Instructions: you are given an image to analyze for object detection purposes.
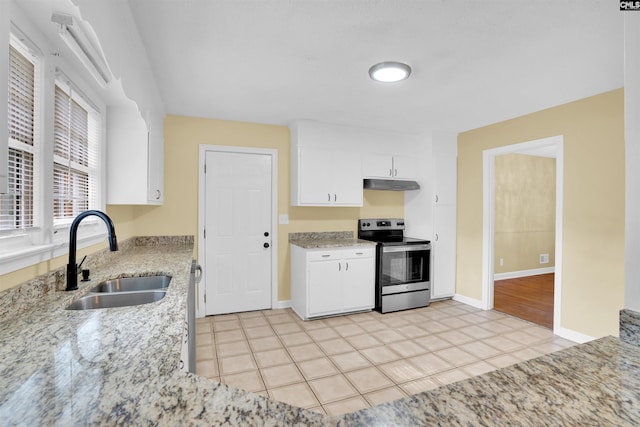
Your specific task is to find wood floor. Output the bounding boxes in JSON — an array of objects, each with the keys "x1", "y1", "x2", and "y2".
[{"x1": 494, "y1": 274, "x2": 554, "y2": 329}]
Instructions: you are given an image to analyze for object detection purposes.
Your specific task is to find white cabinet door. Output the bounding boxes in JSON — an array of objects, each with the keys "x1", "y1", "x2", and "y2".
[
  {"x1": 433, "y1": 138, "x2": 457, "y2": 205},
  {"x1": 333, "y1": 151, "x2": 363, "y2": 206},
  {"x1": 362, "y1": 153, "x2": 393, "y2": 178},
  {"x1": 146, "y1": 115, "x2": 164, "y2": 203},
  {"x1": 308, "y1": 259, "x2": 342, "y2": 316},
  {"x1": 342, "y1": 253, "x2": 375, "y2": 311},
  {"x1": 107, "y1": 107, "x2": 164, "y2": 205},
  {"x1": 363, "y1": 153, "x2": 417, "y2": 180},
  {"x1": 432, "y1": 205, "x2": 456, "y2": 299},
  {"x1": 295, "y1": 147, "x2": 362, "y2": 206},
  {"x1": 392, "y1": 155, "x2": 418, "y2": 180},
  {"x1": 299, "y1": 147, "x2": 334, "y2": 204}
]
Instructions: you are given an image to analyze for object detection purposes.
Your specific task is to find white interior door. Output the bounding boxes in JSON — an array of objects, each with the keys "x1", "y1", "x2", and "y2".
[{"x1": 204, "y1": 150, "x2": 272, "y2": 315}]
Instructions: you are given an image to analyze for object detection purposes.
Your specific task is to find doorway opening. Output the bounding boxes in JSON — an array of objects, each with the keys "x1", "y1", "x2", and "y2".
[{"x1": 482, "y1": 135, "x2": 563, "y2": 333}]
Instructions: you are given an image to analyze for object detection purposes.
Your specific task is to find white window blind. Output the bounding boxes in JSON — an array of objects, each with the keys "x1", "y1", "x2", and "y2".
[
  {"x1": 0, "y1": 44, "x2": 35, "y2": 230},
  {"x1": 53, "y1": 83, "x2": 99, "y2": 223}
]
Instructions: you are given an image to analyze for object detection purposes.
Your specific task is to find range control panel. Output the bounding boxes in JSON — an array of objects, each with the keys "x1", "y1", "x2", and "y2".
[{"x1": 358, "y1": 218, "x2": 405, "y2": 231}]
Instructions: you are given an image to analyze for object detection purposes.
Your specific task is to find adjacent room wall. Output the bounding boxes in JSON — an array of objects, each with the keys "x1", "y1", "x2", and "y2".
[
  {"x1": 457, "y1": 89, "x2": 624, "y2": 338},
  {"x1": 494, "y1": 153, "x2": 556, "y2": 274}
]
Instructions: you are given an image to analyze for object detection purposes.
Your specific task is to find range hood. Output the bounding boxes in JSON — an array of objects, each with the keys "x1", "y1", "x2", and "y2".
[{"x1": 363, "y1": 179, "x2": 420, "y2": 191}]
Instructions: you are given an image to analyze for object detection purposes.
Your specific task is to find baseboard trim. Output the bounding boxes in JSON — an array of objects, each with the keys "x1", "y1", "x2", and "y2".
[
  {"x1": 453, "y1": 294, "x2": 483, "y2": 309},
  {"x1": 494, "y1": 267, "x2": 555, "y2": 281},
  {"x1": 272, "y1": 299, "x2": 291, "y2": 310},
  {"x1": 553, "y1": 326, "x2": 596, "y2": 344}
]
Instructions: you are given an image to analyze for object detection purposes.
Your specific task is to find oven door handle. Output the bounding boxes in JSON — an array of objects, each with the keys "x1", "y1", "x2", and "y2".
[{"x1": 382, "y1": 244, "x2": 430, "y2": 253}]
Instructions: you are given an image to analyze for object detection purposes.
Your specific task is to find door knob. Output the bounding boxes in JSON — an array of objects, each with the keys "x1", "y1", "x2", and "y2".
[
  {"x1": 264, "y1": 232, "x2": 269, "y2": 237},
  {"x1": 264, "y1": 243, "x2": 270, "y2": 248}
]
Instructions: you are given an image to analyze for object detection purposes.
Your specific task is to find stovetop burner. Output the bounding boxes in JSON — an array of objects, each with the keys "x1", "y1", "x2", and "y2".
[{"x1": 357, "y1": 218, "x2": 430, "y2": 245}]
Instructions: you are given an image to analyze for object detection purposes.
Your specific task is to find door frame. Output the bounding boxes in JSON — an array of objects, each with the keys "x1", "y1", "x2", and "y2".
[
  {"x1": 197, "y1": 144, "x2": 279, "y2": 317},
  {"x1": 481, "y1": 135, "x2": 564, "y2": 333}
]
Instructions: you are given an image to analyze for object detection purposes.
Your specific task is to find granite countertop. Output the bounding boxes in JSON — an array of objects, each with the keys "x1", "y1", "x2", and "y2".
[
  {"x1": 0, "y1": 238, "x2": 324, "y2": 426},
  {"x1": 335, "y1": 335, "x2": 640, "y2": 426},
  {"x1": 289, "y1": 231, "x2": 377, "y2": 249},
  {"x1": 2, "y1": 237, "x2": 640, "y2": 425}
]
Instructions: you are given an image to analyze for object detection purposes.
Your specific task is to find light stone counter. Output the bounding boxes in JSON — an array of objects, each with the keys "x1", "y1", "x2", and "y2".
[
  {"x1": 0, "y1": 237, "x2": 325, "y2": 426},
  {"x1": 2, "y1": 236, "x2": 640, "y2": 425},
  {"x1": 289, "y1": 231, "x2": 376, "y2": 249}
]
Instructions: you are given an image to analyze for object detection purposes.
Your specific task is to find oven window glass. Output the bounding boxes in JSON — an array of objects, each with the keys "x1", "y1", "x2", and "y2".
[{"x1": 380, "y1": 248, "x2": 429, "y2": 286}]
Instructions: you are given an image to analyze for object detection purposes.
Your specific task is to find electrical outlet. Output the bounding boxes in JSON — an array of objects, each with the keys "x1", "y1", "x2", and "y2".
[
  {"x1": 499, "y1": 258, "x2": 504, "y2": 267},
  {"x1": 539, "y1": 253, "x2": 549, "y2": 264}
]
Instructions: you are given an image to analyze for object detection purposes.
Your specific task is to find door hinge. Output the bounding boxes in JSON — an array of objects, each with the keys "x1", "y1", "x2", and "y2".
[
  {"x1": 204, "y1": 293, "x2": 206, "y2": 303},
  {"x1": 204, "y1": 229, "x2": 206, "y2": 238},
  {"x1": 204, "y1": 163, "x2": 207, "y2": 174}
]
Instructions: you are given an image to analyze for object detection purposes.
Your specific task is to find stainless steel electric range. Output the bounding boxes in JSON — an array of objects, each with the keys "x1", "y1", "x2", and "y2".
[{"x1": 358, "y1": 218, "x2": 431, "y2": 313}]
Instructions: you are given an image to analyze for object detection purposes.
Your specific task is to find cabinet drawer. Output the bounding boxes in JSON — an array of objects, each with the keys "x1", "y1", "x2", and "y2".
[
  {"x1": 342, "y1": 248, "x2": 375, "y2": 259},
  {"x1": 306, "y1": 247, "x2": 374, "y2": 261},
  {"x1": 307, "y1": 251, "x2": 340, "y2": 261}
]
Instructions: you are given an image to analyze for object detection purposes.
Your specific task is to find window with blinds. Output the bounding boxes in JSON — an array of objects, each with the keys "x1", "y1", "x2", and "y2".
[
  {"x1": 53, "y1": 84, "x2": 99, "y2": 223},
  {"x1": 0, "y1": 44, "x2": 36, "y2": 230}
]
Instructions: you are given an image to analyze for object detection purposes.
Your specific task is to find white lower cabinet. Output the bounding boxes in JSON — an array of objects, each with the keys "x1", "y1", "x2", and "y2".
[{"x1": 291, "y1": 245, "x2": 375, "y2": 320}]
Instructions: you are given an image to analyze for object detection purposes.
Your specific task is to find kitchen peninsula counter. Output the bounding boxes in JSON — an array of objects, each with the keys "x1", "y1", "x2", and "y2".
[
  {"x1": 1, "y1": 236, "x2": 639, "y2": 425},
  {"x1": 0, "y1": 237, "x2": 324, "y2": 426}
]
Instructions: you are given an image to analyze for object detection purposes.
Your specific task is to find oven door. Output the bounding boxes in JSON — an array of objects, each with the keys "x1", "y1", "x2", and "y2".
[{"x1": 379, "y1": 244, "x2": 430, "y2": 287}]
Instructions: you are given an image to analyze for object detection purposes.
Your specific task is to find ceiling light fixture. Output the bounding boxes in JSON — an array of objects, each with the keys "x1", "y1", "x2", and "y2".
[{"x1": 368, "y1": 61, "x2": 412, "y2": 83}]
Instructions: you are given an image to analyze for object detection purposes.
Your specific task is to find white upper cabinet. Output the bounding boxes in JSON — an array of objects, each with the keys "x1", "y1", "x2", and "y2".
[
  {"x1": 107, "y1": 107, "x2": 164, "y2": 205},
  {"x1": 146, "y1": 114, "x2": 164, "y2": 203},
  {"x1": 290, "y1": 121, "x2": 362, "y2": 206},
  {"x1": 363, "y1": 153, "x2": 417, "y2": 180},
  {"x1": 290, "y1": 120, "x2": 423, "y2": 207},
  {"x1": 432, "y1": 133, "x2": 457, "y2": 205}
]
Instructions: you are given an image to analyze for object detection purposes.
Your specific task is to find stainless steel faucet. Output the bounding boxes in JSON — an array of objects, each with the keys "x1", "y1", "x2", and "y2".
[{"x1": 66, "y1": 210, "x2": 118, "y2": 291}]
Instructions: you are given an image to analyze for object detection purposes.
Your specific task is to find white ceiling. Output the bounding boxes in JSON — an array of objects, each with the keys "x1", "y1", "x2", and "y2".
[
  {"x1": 15, "y1": 1, "x2": 625, "y2": 135},
  {"x1": 126, "y1": 0, "x2": 623, "y2": 135}
]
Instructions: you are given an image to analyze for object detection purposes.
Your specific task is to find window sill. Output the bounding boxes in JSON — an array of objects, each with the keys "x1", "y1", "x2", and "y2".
[{"x1": 0, "y1": 231, "x2": 108, "y2": 276}]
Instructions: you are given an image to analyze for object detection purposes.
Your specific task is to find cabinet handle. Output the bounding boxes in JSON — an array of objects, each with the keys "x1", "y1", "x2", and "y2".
[
  {"x1": 346, "y1": 262, "x2": 349, "y2": 271},
  {"x1": 328, "y1": 193, "x2": 331, "y2": 202},
  {"x1": 338, "y1": 262, "x2": 341, "y2": 271},
  {"x1": 355, "y1": 252, "x2": 363, "y2": 255},
  {"x1": 156, "y1": 189, "x2": 161, "y2": 200},
  {"x1": 435, "y1": 194, "x2": 439, "y2": 203},
  {"x1": 322, "y1": 254, "x2": 331, "y2": 258},
  {"x1": 394, "y1": 169, "x2": 398, "y2": 177},
  {"x1": 435, "y1": 233, "x2": 439, "y2": 241},
  {"x1": 389, "y1": 168, "x2": 393, "y2": 177},
  {"x1": 334, "y1": 194, "x2": 337, "y2": 202}
]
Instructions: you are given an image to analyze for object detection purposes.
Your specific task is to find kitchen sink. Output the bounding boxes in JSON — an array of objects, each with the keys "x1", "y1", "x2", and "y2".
[
  {"x1": 66, "y1": 290, "x2": 167, "y2": 310},
  {"x1": 90, "y1": 275, "x2": 172, "y2": 293}
]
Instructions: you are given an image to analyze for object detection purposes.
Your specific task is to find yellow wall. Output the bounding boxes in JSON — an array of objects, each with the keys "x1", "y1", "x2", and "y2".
[
  {"x1": 494, "y1": 154, "x2": 556, "y2": 273},
  {"x1": 132, "y1": 115, "x2": 403, "y2": 301},
  {"x1": 0, "y1": 205, "x2": 138, "y2": 292},
  {"x1": 458, "y1": 89, "x2": 625, "y2": 338},
  {"x1": 0, "y1": 115, "x2": 403, "y2": 298}
]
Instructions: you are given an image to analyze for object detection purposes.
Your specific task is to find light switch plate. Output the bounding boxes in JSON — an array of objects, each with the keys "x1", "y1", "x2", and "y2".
[{"x1": 279, "y1": 214, "x2": 289, "y2": 225}]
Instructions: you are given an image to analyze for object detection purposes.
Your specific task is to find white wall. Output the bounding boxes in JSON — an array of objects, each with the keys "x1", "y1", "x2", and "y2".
[{"x1": 625, "y1": 13, "x2": 640, "y2": 312}]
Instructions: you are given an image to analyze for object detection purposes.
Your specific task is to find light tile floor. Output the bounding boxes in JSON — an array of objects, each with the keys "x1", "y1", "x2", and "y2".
[{"x1": 195, "y1": 299, "x2": 575, "y2": 416}]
